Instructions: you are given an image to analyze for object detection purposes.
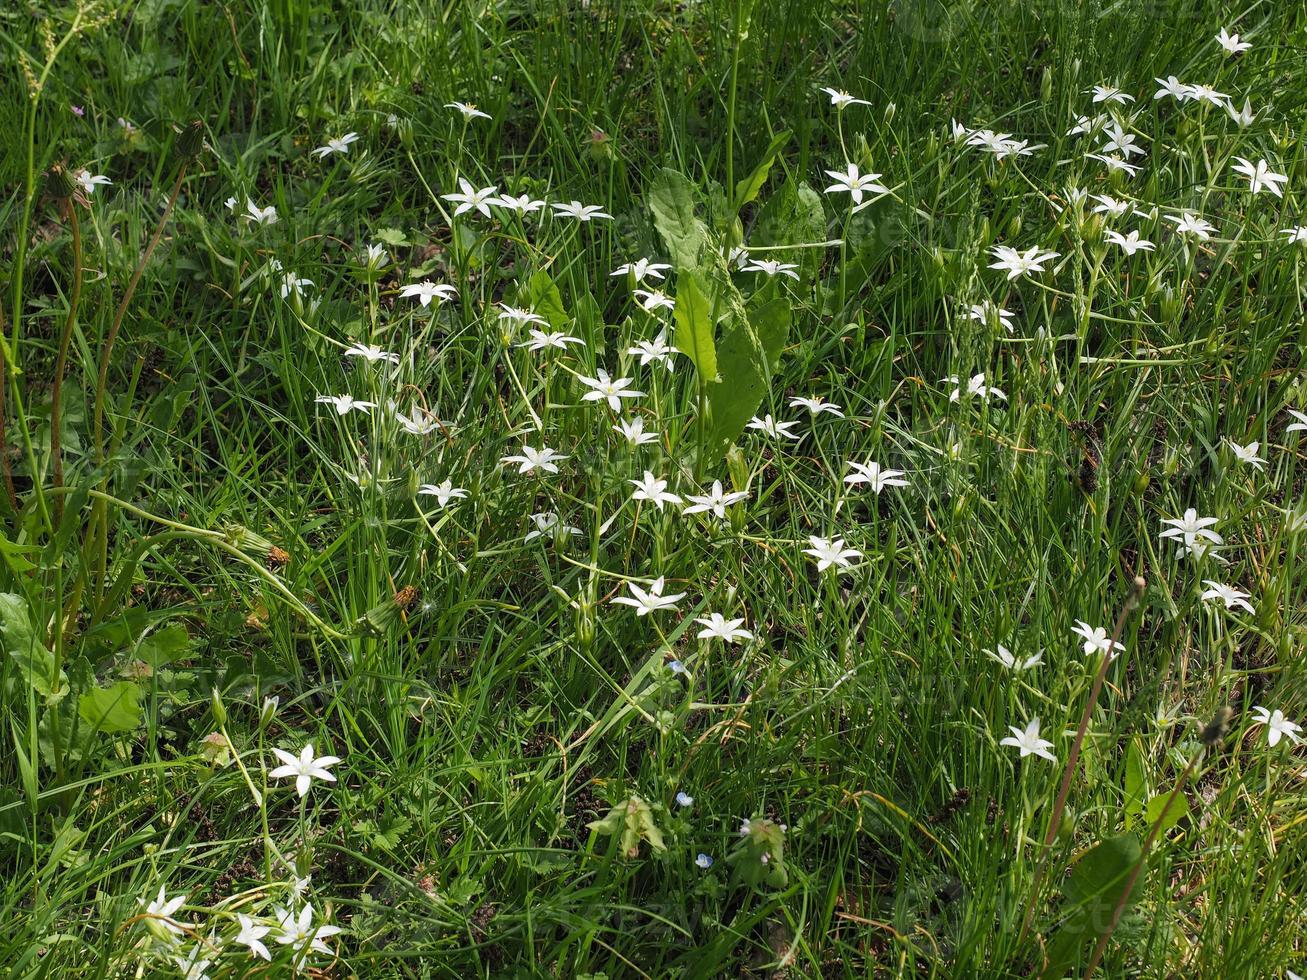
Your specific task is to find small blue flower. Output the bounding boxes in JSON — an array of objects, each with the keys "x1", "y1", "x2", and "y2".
[
  {"x1": 675, "y1": 791, "x2": 694, "y2": 808},
  {"x1": 668, "y1": 659, "x2": 687, "y2": 675},
  {"x1": 695, "y1": 853, "x2": 713, "y2": 869}
]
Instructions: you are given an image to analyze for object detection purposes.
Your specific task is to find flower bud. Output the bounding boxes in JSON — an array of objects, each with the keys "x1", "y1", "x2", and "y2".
[
  {"x1": 1040, "y1": 67, "x2": 1053, "y2": 104},
  {"x1": 45, "y1": 164, "x2": 77, "y2": 201},
  {"x1": 211, "y1": 687, "x2": 227, "y2": 725},
  {"x1": 259, "y1": 695, "x2": 279, "y2": 729}
]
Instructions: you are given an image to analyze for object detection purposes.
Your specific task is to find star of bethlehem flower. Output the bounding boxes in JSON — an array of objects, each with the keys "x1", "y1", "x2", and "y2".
[
  {"x1": 682, "y1": 480, "x2": 749, "y2": 518},
  {"x1": 395, "y1": 409, "x2": 442, "y2": 435},
  {"x1": 243, "y1": 200, "x2": 278, "y2": 225},
  {"x1": 629, "y1": 470, "x2": 680, "y2": 508},
  {"x1": 315, "y1": 394, "x2": 375, "y2": 415},
  {"x1": 823, "y1": 163, "x2": 888, "y2": 207},
  {"x1": 268, "y1": 743, "x2": 341, "y2": 797},
  {"x1": 1067, "y1": 113, "x2": 1109, "y2": 137},
  {"x1": 550, "y1": 200, "x2": 612, "y2": 221},
  {"x1": 1249, "y1": 706, "x2": 1302, "y2": 747},
  {"x1": 492, "y1": 193, "x2": 546, "y2": 214},
  {"x1": 501, "y1": 444, "x2": 567, "y2": 474},
  {"x1": 1228, "y1": 439, "x2": 1267, "y2": 469},
  {"x1": 1281, "y1": 227, "x2": 1307, "y2": 244},
  {"x1": 695, "y1": 613, "x2": 753, "y2": 643},
  {"x1": 579, "y1": 369, "x2": 644, "y2": 410},
  {"x1": 820, "y1": 87, "x2": 870, "y2": 109},
  {"x1": 746, "y1": 414, "x2": 801, "y2": 439},
  {"x1": 445, "y1": 101, "x2": 491, "y2": 120},
  {"x1": 1091, "y1": 194, "x2": 1135, "y2": 218},
  {"x1": 75, "y1": 169, "x2": 111, "y2": 194},
  {"x1": 610, "y1": 576, "x2": 686, "y2": 615},
  {"x1": 1000, "y1": 717, "x2": 1057, "y2": 761},
  {"x1": 343, "y1": 342, "x2": 399, "y2": 365},
  {"x1": 628, "y1": 330, "x2": 677, "y2": 370},
  {"x1": 1200, "y1": 580, "x2": 1254, "y2": 613},
  {"x1": 524, "y1": 512, "x2": 582, "y2": 542},
  {"x1": 359, "y1": 242, "x2": 389, "y2": 269},
  {"x1": 966, "y1": 300, "x2": 1016, "y2": 333},
  {"x1": 1177, "y1": 538, "x2": 1228, "y2": 564},
  {"x1": 790, "y1": 395, "x2": 844, "y2": 417},
  {"x1": 443, "y1": 177, "x2": 499, "y2": 218},
  {"x1": 311, "y1": 132, "x2": 358, "y2": 158},
  {"x1": 945, "y1": 373, "x2": 1006, "y2": 403},
  {"x1": 986, "y1": 644, "x2": 1043, "y2": 671},
  {"x1": 1224, "y1": 98, "x2": 1256, "y2": 128},
  {"x1": 633, "y1": 288, "x2": 675, "y2": 313},
  {"x1": 1185, "y1": 82, "x2": 1230, "y2": 108},
  {"x1": 611, "y1": 258, "x2": 670, "y2": 283},
  {"x1": 520, "y1": 328, "x2": 584, "y2": 352},
  {"x1": 1090, "y1": 84, "x2": 1134, "y2": 105},
  {"x1": 1072, "y1": 620, "x2": 1125, "y2": 657},
  {"x1": 615, "y1": 417, "x2": 660, "y2": 447},
  {"x1": 399, "y1": 280, "x2": 457, "y2": 307},
  {"x1": 142, "y1": 886, "x2": 188, "y2": 936},
  {"x1": 803, "y1": 535, "x2": 862, "y2": 572},
  {"x1": 1166, "y1": 212, "x2": 1216, "y2": 239},
  {"x1": 1154, "y1": 76, "x2": 1193, "y2": 102},
  {"x1": 1232, "y1": 157, "x2": 1288, "y2": 197},
  {"x1": 843, "y1": 460, "x2": 908, "y2": 493},
  {"x1": 987, "y1": 244, "x2": 1059, "y2": 280},
  {"x1": 234, "y1": 913, "x2": 272, "y2": 961},
  {"x1": 950, "y1": 118, "x2": 970, "y2": 142},
  {"x1": 417, "y1": 480, "x2": 467, "y2": 508},
  {"x1": 172, "y1": 946, "x2": 212, "y2": 980},
  {"x1": 279, "y1": 272, "x2": 313, "y2": 298},
  {"x1": 1159, "y1": 509, "x2": 1223, "y2": 548},
  {"x1": 1104, "y1": 229, "x2": 1155, "y2": 255},
  {"x1": 743, "y1": 258, "x2": 800, "y2": 279},
  {"x1": 274, "y1": 904, "x2": 342, "y2": 958},
  {"x1": 1215, "y1": 27, "x2": 1251, "y2": 54},
  {"x1": 1099, "y1": 121, "x2": 1145, "y2": 158},
  {"x1": 1287, "y1": 409, "x2": 1307, "y2": 432},
  {"x1": 1087, "y1": 153, "x2": 1140, "y2": 176},
  {"x1": 499, "y1": 304, "x2": 548, "y2": 327}
]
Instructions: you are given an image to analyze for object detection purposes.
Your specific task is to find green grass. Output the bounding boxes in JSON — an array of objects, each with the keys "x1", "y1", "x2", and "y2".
[{"x1": 2, "y1": 0, "x2": 1306, "y2": 976}]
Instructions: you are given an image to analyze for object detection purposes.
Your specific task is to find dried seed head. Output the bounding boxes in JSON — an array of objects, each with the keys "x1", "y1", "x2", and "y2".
[
  {"x1": 176, "y1": 119, "x2": 205, "y2": 159},
  {"x1": 45, "y1": 163, "x2": 78, "y2": 201}
]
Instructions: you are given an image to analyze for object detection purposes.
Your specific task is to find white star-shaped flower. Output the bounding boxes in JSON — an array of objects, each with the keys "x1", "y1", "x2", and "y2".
[
  {"x1": 315, "y1": 394, "x2": 376, "y2": 415},
  {"x1": 417, "y1": 480, "x2": 467, "y2": 508},
  {"x1": 628, "y1": 329, "x2": 677, "y2": 371},
  {"x1": 1159, "y1": 509, "x2": 1222, "y2": 548},
  {"x1": 820, "y1": 87, "x2": 870, "y2": 109},
  {"x1": 987, "y1": 244, "x2": 1060, "y2": 280},
  {"x1": 501, "y1": 444, "x2": 567, "y2": 475},
  {"x1": 268, "y1": 743, "x2": 341, "y2": 797},
  {"x1": 445, "y1": 101, "x2": 491, "y2": 121},
  {"x1": 399, "y1": 280, "x2": 457, "y2": 307},
  {"x1": 789, "y1": 396, "x2": 844, "y2": 417},
  {"x1": 1232, "y1": 157, "x2": 1287, "y2": 197},
  {"x1": 614, "y1": 416, "x2": 660, "y2": 447},
  {"x1": 519, "y1": 329, "x2": 584, "y2": 352},
  {"x1": 343, "y1": 342, "x2": 399, "y2": 365},
  {"x1": 611, "y1": 259, "x2": 670, "y2": 283},
  {"x1": 945, "y1": 373, "x2": 1006, "y2": 403},
  {"x1": 682, "y1": 480, "x2": 749, "y2": 518},
  {"x1": 985, "y1": 644, "x2": 1043, "y2": 671},
  {"x1": 1071, "y1": 620, "x2": 1125, "y2": 658},
  {"x1": 499, "y1": 304, "x2": 548, "y2": 328},
  {"x1": 1249, "y1": 706, "x2": 1302, "y2": 747},
  {"x1": 965, "y1": 300, "x2": 1016, "y2": 333},
  {"x1": 1200, "y1": 580, "x2": 1254, "y2": 613},
  {"x1": 274, "y1": 904, "x2": 342, "y2": 958},
  {"x1": 633, "y1": 288, "x2": 675, "y2": 313},
  {"x1": 243, "y1": 200, "x2": 279, "y2": 225},
  {"x1": 1153, "y1": 76, "x2": 1193, "y2": 102},
  {"x1": 75, "y1": 169, "x2": 112, "y2": 194},
  {"x1": 695, "y1": 613, "x2": 753, "y2": 643},
  {"x1": 743, "y1": 259, "x2": 800, "y2": 279},
  {"x1": 550, "y1": 200, "x2": 612, "y2": 221},
  {"x1": 1087, "y1": 153, "x2": 1141, "y2": 177},
  {"x1": 1166, "y1": 212, "x2": 1216, "y2": 239},
  {"x1": 804, "y1": 535, "x2": 862, "y2": 572},
  {"x1": 1000, "y1": 718, "x2": 1056, "y2": 761},
  {"x1": 629, "y1": 470, "x2": 680, "y2": 509},
  {"x1": 310, "y1": 132, "x2": 359, "y2": 158},
  {"x1": 1090, "y1": 84, "x2": 1134, "y2": 105},
  {"x1": 610, "y1": 576, "x2": 686, "y2": 615},
  {"x1": 442, "y1": 177, "x2": 499, "y2": 218},
  {"x1": 578, "y1": 369, "x2": 644, "y2": 410},
  {"x1": 1227, "y1": 439, "x2": 1267, "y2": 469},
  {"x1": 823, "y1": 162, "x2": 888, "y2": 206},
  {"x1": 142, "y1": 886, "x2": 188, "y2": 936},
  {"x1": 492, "y1": 193, "x2": 546, "y2": 214},
  {"x1": 1215, "y1": 28, "x2": 1251, "y2": 55},
  {"x1": 524, "y1": 512, "x2": 582, "y2": 543},
  {"x1": 234, "y1": 913, "x2": 272, "y2": 961},
  {"x1": 843, "y1": 460, "x2": 908, "y2": 493},
  {"x1": 746, "y1": 414, "x2": 801, "y2": 440},
  {"x1": 1104, "y1": 229, "x2": 1155, "y2": 255}
]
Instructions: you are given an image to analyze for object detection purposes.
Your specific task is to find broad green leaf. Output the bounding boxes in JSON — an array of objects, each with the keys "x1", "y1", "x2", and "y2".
[
  {"x1": 1123, "y1": 738, "x2": 1146, "y2": 822},
  {"x1": 755, "y1": 180, "x2": 826, "y2": 281},
  {"x1": 136, "y1": 624, "x2": 193, "y2": 667},
  {"x1": 524, "y1": 270, "x2": 570, "y2": 332},
  {"x1": 0, "y1": 593, "x2": 69, "y2": 705},
  {"x1": 649, "y1": 167, "x2": 710, "y2": 271},
  {"x1": 706, "y1": 295, "x2": 791, "y2": 456},
  {"x1": 1042, "y1": 833, "x2": 1142, "y2": 978},
  {"x1": 672, "y1": 272, "x2": 719, "y2": 382},
  {"x1": 732, "y1": 130, "x2": 792, "y2": 211},
  {"x1": 1144, "y1": 791, "x2": 1188, "y2": 835},
  {"x1": 77, "y1": 681, "x2": 143, "y2": 734}
]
